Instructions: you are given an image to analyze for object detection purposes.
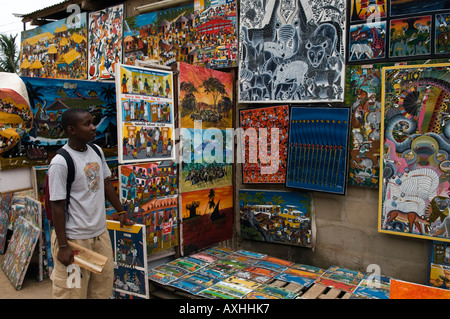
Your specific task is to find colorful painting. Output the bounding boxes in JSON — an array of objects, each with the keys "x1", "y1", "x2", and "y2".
[
  {"x1": 346, "y1": 64, "x2": 383, "y2": 187},
  {"x1": 194, "y1": 0, "x2": 238, "y2": 69},
  {"x1": 348, "y1": 21, "x2": 386, "y2": 61},
  {"x1": 389, "y1": 16, "x2": 431, "y2": 58},
  {"x1": 19, "y1": 13, "x2": 87, "y2": 79},
  {"x1": 107, "y1": 220, "x2": 149, "y2": 299},
  {"x1": 1, "y1": 216, "x2": 40, "y2": 290},
  {"x1": 116, "y1": 64, "x2": 175, "y2": 163},
  {"x1": 390, "y1": 278, "x2": 450, "y2": 299},
  {"x1": 390, "y1": 0, "x2": 450, "y2": 17},
  {"x1": 240, "y1": 105, "x2": 289, "y2": 184},
  {"x1": 275, "y1": 264, "x2": 325, "y2": 287},
  {"x1": 238, "y1": 0, "x2": 346, "y2": 103},
  {"x1": 181, "y1": 186, "x2": 233, "y2": 255},
  {"x1": 118, "y1": 162, "x2": 178, "y2": 255},
  {"x1": 0, "y1": 193, "x2": 14, "y2": 253},
  {"x1": 380, "y1": 63, "x2": 450, "y2": 242},
  {"x1": 239, "y1": 189, "x2": 313, "y2": 247},
  {"x1": 435, "y1": 13, "x2": 450, "y2": 55},
  {"x1": 286, "y1": 106, "x2": 350, "y2": 194},
  {"x1": 350, "y1": 0, "x2": 387, "y2": 23},
  {"x1": 88, "y1": 4, "x2": 124, "y2": 80},
  {"x1": 123, "y1": 4, "x2": 196, "y2": 66},
  {"x1": 178, "y1": 62, "x2": 233, "y2": 130}
]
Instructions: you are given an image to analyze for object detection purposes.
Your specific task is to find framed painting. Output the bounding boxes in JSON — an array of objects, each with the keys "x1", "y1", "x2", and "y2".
[
  {"x1": 348, "y1": 21, "x2": 386, "y2": 62},
  {"x1": 88, "y1": 4, "x2": 124, "y2": 80},
  {"x1": 435, "y1": 13, "x2": 450, "y2": 55},
  {"x1": 349, "y1": 0, "x2": 387, "y2": 23},
  {"x1": 389, "y1": 16, "x2": 431, "y2": 58},
  {"x1": 238, "y1": 189, "x2": 313, "y2": 247},
  {"x1": 116, "y1": 64, "x2": 175, "y2": 163},
  {"x1": 379, "y1": 63, "x2": 450, "y2": 242},
  {"x1": 238, "y1": 0, "x2": 346, "y2": 103}
]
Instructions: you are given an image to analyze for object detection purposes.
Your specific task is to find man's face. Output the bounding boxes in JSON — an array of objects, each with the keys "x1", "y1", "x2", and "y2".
[{"x1": 70, "y1": 112, "x2": 97, "y2": 143}]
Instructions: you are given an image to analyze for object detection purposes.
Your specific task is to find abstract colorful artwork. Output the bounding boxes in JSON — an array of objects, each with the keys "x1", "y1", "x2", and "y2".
[
  {"x1": 389, "y1": 16, "x2": 431, "y2": 58},
  {"x1": 20, "y1": 13, "x2": 88, "y2": 79},
  {"x1": 379, "y1": 63, "x2": 450, "y2": 242},
  {"x1": 238, "y1": 0, "x2": 346, "y2": 103},
  {"x1": 118, "y1": 161, "x2": 178, "y2": 255},
  {"x1": 346, "y1": 64, "x2": 383, "y2": 187},
  {"x1": 116, "y1": 64, "x2": 175, "y2": 163},
  {"x1": 180, "y1": 186, "x2": 233, "y2": 255},
  {"x1": 239, "y1": 189, "x2": 313, "y2": 247},
  {"x1": 88, "y1": 4, "x2": 123, "y2": 80},
  {"x1": 348, "y1": 21, "x2": 386, "y2": 61},
  {"x1": 193, "y1": 0, "x2": 238, "y2": 69},
  {"x1": 240, "y1": 105, "x2": 289, "y2": 184},
  {"x1": 286, "y1": 106, "x2": 350, "y2": 194},
  {"x1": 107, "y1": 220, "x2": 149, "y2": 299}
]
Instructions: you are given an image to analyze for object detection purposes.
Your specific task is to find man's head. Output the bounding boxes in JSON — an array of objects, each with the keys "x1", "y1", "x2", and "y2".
[{"x1": 61, "y1": 108, "x2": 96, "y2": 144}]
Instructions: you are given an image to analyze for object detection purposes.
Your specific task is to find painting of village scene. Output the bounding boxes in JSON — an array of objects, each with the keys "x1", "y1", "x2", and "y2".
[
  {"x1": 181, "y1": 186, "x2": 233, "y2": 255},
  {"x1": 20, "y1": 13, "x2": 87, "y2": 79},
  {"x1": 194, "y1": 0, "x2": 238, "y2": 69},
  {"x1": 1, "y1": 77, "x2": 117, "y2": 170},
  {"x1": 178, "y1": 62, "x2": 233, "y2": 130},
  {"x1": 239, "y1": 190, "x2": 313, "y2": 248},
  {"x1": 118, "y1": 162, "x2": 178, "y2": 254}
]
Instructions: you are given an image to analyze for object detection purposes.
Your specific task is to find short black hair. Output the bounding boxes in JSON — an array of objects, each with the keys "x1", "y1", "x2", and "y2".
[{"x1": 61, "y1": 108, "x2": 90, "y2": 132}]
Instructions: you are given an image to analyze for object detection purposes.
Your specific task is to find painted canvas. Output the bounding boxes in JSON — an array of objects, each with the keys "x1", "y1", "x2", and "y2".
[
  {"x1": 380, "y1": 63, "x2": 450, "y2": 242},
  {"x1": 88, "y1": 4, "x2": 124, "y2": 80},
  {"x1": 286, "y1": 106, "x2": 350, "y2": 194},
  {"x1": 180, "y1": 186, "x2": 234, "y2": 255},
  {"x1": 107, "y1": 220, "x2": 149, "y2": 299},
  {"x1": 390, "y1": 278, "x2": 450, "y2": 299},
  {"x1": 346, "y1": 64, "x2": 383, "y2": 187},
  {"x1": 178, "y1": 62, "x2": 233, "y2": 130},
  {"x1": 240, "y1": 105, "x2": 289, "y2": 184},
  {"x1": 123, "y1": 4, "x2": 196, "y2": 66},
  {"x1": 19, "y1": 13, "x2": 88, "y2": 79},
  {"x1": 238, "y1": 0, "x2": 346, "y2": 103},
  {"x1": 239, "y1": 189, "x2": 313, "y2": 247},
  {"x1": 348, "y1": 21, "x2": 386, "y2": 62},
  {"x1": 193, "y1": 0, "x2": 238, "y2": 69},
  {"x1": 435, "y1": 13, "x2": 450, "y2": 55},
  {"x1": 0, "y1": 193, "x2": 14, "y2": 253},
  {"x1": 390, "y1": 0, "x2": 450, "y2": 17},
  {"x1": 1, "y1": 216, "x2": 40, "y2": 290},
  {"x1": 116, "y1": 64, "x2": 175, "y2": 163},
  {"x1": 1, "y1": 77, "x2": 117, "y2": 170},
  {"x1": 118, "y1": 162, "x2": 178, "y2": 255},
  {"x1": 389, "y1": 16, "x2": 431, "y2": 58},
  {"x1": 349, "y1": 0, "x2": 387, "y2": 23}
]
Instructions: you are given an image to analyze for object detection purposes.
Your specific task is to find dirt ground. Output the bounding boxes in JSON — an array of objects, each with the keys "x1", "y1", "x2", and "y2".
[{"x1": 0, "y1": 254, "x2": 52, "y2": 299}]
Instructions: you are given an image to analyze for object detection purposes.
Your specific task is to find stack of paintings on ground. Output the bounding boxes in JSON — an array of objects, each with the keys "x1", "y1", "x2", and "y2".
[{"x1": 148, "y1": 246, "x2": 392, "y2": 299}]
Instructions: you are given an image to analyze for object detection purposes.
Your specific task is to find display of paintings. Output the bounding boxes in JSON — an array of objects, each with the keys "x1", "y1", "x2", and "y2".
[
  {"x1": 123, "y1": 4, "x2": 196, "y2": 66},
  {"x1": 180, "y1": 186, "x2": 233, "y2": 255},
  {"x1": 0, "y1": 193, "x2": 14, "y2": 253},
  {"x1": 148, "y1": 264, "x2": 190, "y2": 284},
  {"x1": 435, "y1": 13, "x2": 450, "y2": 55},
  {"x1": 169, "y1": 272, "x2": 220, "y2": 294},
  {"x1": 348, "y1": 21, "x2": 386, "y2": 62},
  {"x1": 239, "y1": 105, "x2": 289, "y2": 184},
  {"x1": 118, "y1": 162, "x2": 178, "y2": 255},
  {"x1": 1, "y1": 216, "x2": 40, "y2": 290},
  {"x1": 193, "y1": 0, "x2": 238, "y2": 69},
  {"x1": 116, "y1": 64, "x2": 174, "y2": 164},
  {"x1": 238, "y1": 0, "x2": 346, "y2": 103},
  {"x1": 239, "y1": 189, "x2": 313, "y2": 247},
  {"x1": 352, "y1": 275, "x2": 391, "y2": 299},
  {"x1": 178, "y1": 62, "x2": 233, "y2": 130},
  {"x1": 379, "y1": 63, "x2": 450, "y2": 242},
  {"x1": 275, "y1": 264, "x2": 325, "y2": 287},
  {"x1": 88, "y1": 4, "x2": 124, "y2": 80},
  {"x1": 349, "y1": 0, "x2": 387, "y2": 23},
  {"x1": 390, "y1": 0, "x2": 450, "y2": 17},
  {"x1": 1, "y1": 77, "x2": 117, "y2": 170},
  {"x1": 286, "y1": 106, "x2": 350, "y2": 194},
  {"x1": 346, "y1": 64, "x2": 383, "y2": 187},
  {"x1": 389, "y1": 16, "x2": 431, "y2": 58},
  {"x1": 314, "y1": 265, "x2": 364, "y2": 293},
  {"x1": 107, "y1": 220, "x2": 149, "y2": 299},
  {"x1": 19, "y1": 13, "x2": 88, "y2": 79}
]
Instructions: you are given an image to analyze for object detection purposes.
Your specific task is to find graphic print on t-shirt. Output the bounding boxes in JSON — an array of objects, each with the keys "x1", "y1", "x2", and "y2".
[{"x1": 85, "y1": 162, "x2": 100, "y2": 193}]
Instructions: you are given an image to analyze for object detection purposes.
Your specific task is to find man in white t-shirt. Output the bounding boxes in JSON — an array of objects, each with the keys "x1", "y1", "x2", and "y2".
[{"x1": 48, "y1": 108, "x2": 132, "y2": 299}]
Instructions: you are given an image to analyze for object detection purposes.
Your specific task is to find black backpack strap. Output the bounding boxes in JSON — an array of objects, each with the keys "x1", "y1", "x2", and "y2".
[{"x1": 56, "y1": 148, "x2": 75, "y2": 218}]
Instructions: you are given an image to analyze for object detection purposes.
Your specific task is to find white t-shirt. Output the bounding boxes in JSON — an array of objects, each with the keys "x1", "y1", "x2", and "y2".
[{"x1": 48, "y1": 144, "x2": 111, "y2": 239}]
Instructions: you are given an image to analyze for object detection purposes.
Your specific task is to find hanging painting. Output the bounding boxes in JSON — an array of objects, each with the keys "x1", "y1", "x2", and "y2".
[
  {"x1": 435, "y1": 13, "x2": 450, "y2": 55},
  {"x1": 238, "y1": 0, "x2": 346, "y2": 103},
  {"x1": 116, "y1": 64, "x2": 175, "y2": 163},
  {"x1": 286, "y1": 106, "x2": 350, "y2": 194},
  {"x1": 1, "y1": 77, "x2": 117, "y2": 170},
  {"x1": 390, "y1": 0, "x2": 450, "y2": 17},
  {"x1": 238, "y1": 189, "x2": 313, "y2": 247},
  {"x1": 88, "y1": 4, "x2": 124, "y2": 80},
  {"x1": 389, "y1": 16, "x2": 431, "y2": 58},
  {"x1": 380, "y1": 63, "x2": 450, "y2": 242},
  {"x1": 348, "y1": 21, "x2": 386, "y2": 62},
  {"x1": 239, "y1": 105, "x2": 289, "y2": 184},
  {"x1": 349, "y1": 0, "x2": 387, "y2": 23},
  {"x1": 19, "y1": 13, "x2": 88, "y2": 79}
]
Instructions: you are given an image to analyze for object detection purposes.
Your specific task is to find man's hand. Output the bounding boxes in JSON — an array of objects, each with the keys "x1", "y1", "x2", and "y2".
[
  {"x1": 118, "y1": 213, "x2": 135, "y2": 229},
  {"x1": 57, "y1": 246, "x2": 74, "y2": 267}
]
